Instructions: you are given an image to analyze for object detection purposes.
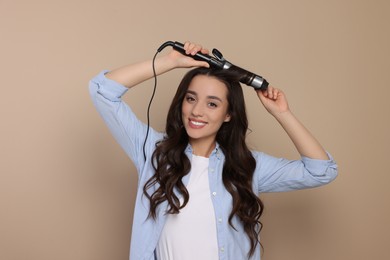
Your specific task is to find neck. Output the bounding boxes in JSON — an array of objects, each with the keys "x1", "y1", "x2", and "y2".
[{"x1": 189, "y1": 139, "x2": 216, "y2": 158}]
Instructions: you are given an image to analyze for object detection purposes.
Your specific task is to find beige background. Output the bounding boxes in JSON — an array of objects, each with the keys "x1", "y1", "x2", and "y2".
[{"x1": 1, "y1": 0, "x2": 389, "y2": 259}]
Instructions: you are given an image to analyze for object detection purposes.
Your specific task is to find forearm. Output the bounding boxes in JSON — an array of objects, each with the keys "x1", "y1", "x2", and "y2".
[
  {"x1": 105, "y1": 55, "x2": 176, "y2": 89},
  {"x1": 274, "y1": 111, "x2": 329, "y2": 160}
]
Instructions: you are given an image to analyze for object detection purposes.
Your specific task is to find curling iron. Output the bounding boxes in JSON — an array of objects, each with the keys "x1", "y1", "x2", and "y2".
[{"x1": 158, "y1": 41, "x2": 269, "y2": 91}]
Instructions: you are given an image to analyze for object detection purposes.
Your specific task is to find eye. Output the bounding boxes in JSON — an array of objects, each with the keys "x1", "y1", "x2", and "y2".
[
  {"x1": 185, "y1": 95, "x2": 196, "y2": 103},
  {"x1": 208, "y1": 102, "x2": 218, "y2": 108}
]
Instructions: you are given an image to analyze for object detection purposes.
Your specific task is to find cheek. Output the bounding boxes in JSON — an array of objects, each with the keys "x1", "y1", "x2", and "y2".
[
  {"x1": 212, "y1": 113, "x2": 228, "y2": 125},
  {"x1": 181, "y1": 102, "x2": 188, "y2": 116},
  {"x1": 181, "y1": 103, "x2": 191, "y2": 124}
]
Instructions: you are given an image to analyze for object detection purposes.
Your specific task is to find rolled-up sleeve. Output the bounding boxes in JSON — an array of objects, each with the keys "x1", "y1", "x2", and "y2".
[
  {"x1": 90, "y1": 70, "x2": 128, "y2": 102},
  {"x1": 255, "y1": 151, "x2": 338, "y2": 193}
]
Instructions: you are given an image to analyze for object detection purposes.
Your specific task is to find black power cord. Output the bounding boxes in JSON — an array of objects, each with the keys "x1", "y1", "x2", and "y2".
[
  {"x1": 142, "y1": 50, "x2": 159, "y2": 162},
  {"x1": 142, "y1": 42, "x2": 178, "y2": 162}
]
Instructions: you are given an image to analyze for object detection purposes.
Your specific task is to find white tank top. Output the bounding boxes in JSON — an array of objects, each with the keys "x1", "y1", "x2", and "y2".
[{"x1": 156, "y1": 154, "x2": 219, "y2": 260}]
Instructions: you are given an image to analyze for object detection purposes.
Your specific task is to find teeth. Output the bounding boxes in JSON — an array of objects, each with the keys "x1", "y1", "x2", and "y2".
[{"x1": 191, "y1": 120, "x2": 206, "y2": 126}]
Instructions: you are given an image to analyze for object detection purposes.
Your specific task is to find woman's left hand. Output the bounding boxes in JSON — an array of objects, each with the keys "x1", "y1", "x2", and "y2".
[{"x1": 256, "y1": 86, "x2": 290, "y2": 116}]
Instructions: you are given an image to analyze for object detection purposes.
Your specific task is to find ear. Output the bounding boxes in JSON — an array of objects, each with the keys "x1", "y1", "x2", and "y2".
[{"x1": 224, "y1": 114, "x2": 231, "y2": 122}]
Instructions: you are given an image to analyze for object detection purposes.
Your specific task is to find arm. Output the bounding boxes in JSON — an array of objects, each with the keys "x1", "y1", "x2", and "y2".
[
  {"x1": 105, "y1": 42, "x2": 210, "y2": 88},
  {"x1": 256, "y1": 86, "x2": 329, "y2": 160}
]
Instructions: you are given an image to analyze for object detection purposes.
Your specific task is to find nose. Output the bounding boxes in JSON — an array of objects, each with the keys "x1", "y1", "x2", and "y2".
[{"x1": 191, "y1": 102, "x2": 204, "y2": 117}]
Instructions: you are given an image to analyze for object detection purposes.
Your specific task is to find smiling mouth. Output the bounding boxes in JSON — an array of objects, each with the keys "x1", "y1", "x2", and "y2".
[{"x1": 189, "y1": 119, "x2": 207, "y2": 127}]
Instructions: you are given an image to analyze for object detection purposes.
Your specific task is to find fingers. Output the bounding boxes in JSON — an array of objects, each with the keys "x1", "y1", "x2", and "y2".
[
  {"x1": 257, "y1": 86, "x2": 290, "y2": 114},
  {"x1": 261, "y1": 86, "x2": 281, "y2": 100},
  {"x1": 183, "y1": 41, "x2": 209, "y2": 56},
  {"x1": 171, "y1": 41, "x2": 210, "y2": 69}
]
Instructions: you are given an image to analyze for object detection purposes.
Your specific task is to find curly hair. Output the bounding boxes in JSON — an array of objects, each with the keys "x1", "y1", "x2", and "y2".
[{"x1": 143, "y1": 67, "x2": 264, "y2": 257}]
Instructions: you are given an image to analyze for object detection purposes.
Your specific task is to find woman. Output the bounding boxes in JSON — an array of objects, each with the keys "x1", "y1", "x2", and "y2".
[{"x1": 89, "y1": 42, "x2": 338, "y2": 260}]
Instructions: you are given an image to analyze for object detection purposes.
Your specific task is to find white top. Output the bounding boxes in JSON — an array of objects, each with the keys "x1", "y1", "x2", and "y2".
[{"x1": 156, "y1": 154, "x2": 219, "y2": 260}]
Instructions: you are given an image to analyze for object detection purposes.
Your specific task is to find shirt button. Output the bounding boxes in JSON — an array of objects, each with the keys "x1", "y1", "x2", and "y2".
[
  {"x1": 218, "y1": 218, "x2": 222, "y2": 223},
  {"x1": 212, "y1": 192, "x2": 217, "y2": 196},
  {"x1": 210, "y1": 168, "x2": 214, "y2": 173},
  {"x1": 220, "y1": 247, "x2": 225, "y2": 252}
]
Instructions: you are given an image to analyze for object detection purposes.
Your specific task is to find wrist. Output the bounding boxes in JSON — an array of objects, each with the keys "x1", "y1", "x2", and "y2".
[
  {"x1": 273, "y1": 109, "x2": 294, "y2": 123},
  {"x1": 152, "y1": 54, "x2": 180, "y2": 76}
]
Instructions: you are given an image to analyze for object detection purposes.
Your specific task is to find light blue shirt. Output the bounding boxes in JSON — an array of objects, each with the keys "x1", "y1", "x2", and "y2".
[{"x1": 89, "y1": 71, "x2": 338, "y2": 260}]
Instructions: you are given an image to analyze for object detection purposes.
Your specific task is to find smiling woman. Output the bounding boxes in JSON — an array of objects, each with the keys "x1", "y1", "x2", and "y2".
[{"x1": 89, "y1": 41, "x2": 338, "y2": 260}]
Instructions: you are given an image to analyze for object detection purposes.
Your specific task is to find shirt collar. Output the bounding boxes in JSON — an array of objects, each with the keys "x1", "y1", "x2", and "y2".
[{"x1": 185, "y1": 143, "x2": 222, "y2": 160}]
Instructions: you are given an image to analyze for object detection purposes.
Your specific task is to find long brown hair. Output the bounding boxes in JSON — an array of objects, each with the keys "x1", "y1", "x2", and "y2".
[{"x1": 143, "y1": 67, "x2": 264, "y2": 257}]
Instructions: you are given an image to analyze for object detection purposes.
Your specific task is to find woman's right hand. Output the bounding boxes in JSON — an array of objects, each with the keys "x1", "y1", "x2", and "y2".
[
  {"x1": 167, "y1": 41, "x2": 210, "y2": 69},
  {"x1": 105, "y1": 41, "x2": 210, "y2": 89}
]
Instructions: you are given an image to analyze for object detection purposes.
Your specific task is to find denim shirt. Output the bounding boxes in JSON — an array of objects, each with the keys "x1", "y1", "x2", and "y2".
[{"x1": 89, "y1": 71, "x2": 338, "y2": 260}]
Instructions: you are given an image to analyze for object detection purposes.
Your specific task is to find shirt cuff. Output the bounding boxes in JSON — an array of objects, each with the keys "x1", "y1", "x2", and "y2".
[
  {"x1": 92, "y1": 70, "x2": 129, "y2": 102},
  {"x1": 301, "y1": 152, "x2": 338, "y2": 176}
]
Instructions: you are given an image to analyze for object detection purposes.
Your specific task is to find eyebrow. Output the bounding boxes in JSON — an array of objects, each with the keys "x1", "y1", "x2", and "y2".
[{"x1": 186, "y1": 90, "x2": 224, "y2": 102}]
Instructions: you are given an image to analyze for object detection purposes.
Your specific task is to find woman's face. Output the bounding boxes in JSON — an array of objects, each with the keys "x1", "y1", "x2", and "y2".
[{"x1": 181, "y1": 75, "x2": 231, "y2": 146}]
